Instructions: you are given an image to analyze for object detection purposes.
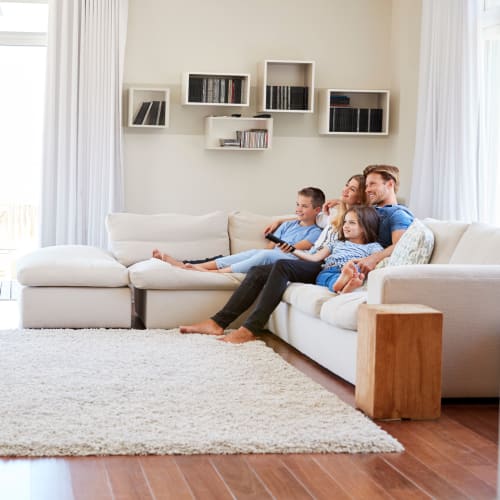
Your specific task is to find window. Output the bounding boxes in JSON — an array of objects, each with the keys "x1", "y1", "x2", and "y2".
[
  {"x1": 0, "y1": 1, "x2": 47, "y2": 284},
  {"x1": 479, "y1": 1, "x2": 500, "y2": 224}
]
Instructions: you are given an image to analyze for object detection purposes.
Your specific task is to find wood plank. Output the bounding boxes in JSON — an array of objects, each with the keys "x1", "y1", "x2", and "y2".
[
  {"x1": 104, "y1": 456, "x2": 153, "y2": 500},
  {"x1": 381, "y1": 451, "x2": 472, "y2": 499},
  {"x1": 0, "y1": 458, "x2": 31, "y2": 500},
  {"x1": 351, "y1": 454, "x2": 431, "y2": 499},
  {"x1": 444, "y1": 405, "x2": 499, "y2": 443},
  {"x1": 210, "y1": 455, "x2": 272, "y2": 499},
  {"x1": 280, "y1": 454, "x2": 351, "y2": 499},
  {"x1": 68, "y1": 457, "x2": 112, "y2": 500},
  {"x1": 381, "y1": 422, "x2": 497, "y2": 498},
  {"x1": 30, "y1": 458, "x2": 74, "y2": 500},
  {"x1": 314, "y1": 454, "x2": 389, "y2": 499},
  {"x1": 139, "y1": 456, "x2": 193, "y2": 500},
  {"x1": 245, "y1": 454, "x2": 313, "y2": 499},
  {"x1": 175, "y1": 455, "x2": 233, "y2": 500}
]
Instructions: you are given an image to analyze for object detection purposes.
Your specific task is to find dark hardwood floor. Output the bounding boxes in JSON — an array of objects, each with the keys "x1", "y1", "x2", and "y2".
[{"x1": 0, "y1": 324, "x2": 497, "y2": 499}]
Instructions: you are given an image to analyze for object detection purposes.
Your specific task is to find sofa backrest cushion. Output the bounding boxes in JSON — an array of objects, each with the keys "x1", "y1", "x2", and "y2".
[
  {"x1": 228, "y1": 211, "x2": 293, "y2": 254},
  {"x1": 422, "y1": 219, "x2": 469, "y2": 264},
  {"x1": 449, "y1": 222, "x2": 500, "y2": 264},
  {"x1": 106, "y1": 212, "x2": 230, "y2": 267},
  {"x1": 388, "y1": 218, "x2": 435, "y2": 266}
]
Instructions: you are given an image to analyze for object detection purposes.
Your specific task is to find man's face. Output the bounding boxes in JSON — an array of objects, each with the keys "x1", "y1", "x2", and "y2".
[
  {"x1": 365, "y1": 173, "x2": 392, "y2": 206},
  {"x1": 295, "y1": 195, "x2": 319, "y2": 222}
]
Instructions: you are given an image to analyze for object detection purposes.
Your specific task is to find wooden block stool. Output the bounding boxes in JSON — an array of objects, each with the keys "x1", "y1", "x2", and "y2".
[{"x1": 355, "y1": 304, "x2": 443, "y2": 420}]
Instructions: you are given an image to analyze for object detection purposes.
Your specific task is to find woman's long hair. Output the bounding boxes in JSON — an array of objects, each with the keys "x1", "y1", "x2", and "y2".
[{"x1": 330, "y1": 174, "x2": 366, "y2": 231}]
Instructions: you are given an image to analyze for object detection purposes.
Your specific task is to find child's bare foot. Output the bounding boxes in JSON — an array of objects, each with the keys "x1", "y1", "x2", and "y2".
[
  {"x1": 341, "y1": 273, "x2": 365, "y2": 293},
  {"x1": 217, "y1": 326, "x2": 256, "y2": 343},
  {"x1": 152, "y1": 248, "x2": 162, "y2": 260},
  {"x1": 333, "y1": 261, "x2": 357, "y2": 292},
  {"x1": 179, "y1": 319, "x2": 224, "y2": 335},
  {"x1": 152, "y1": 249, "x2": 184, "y2": 267}
]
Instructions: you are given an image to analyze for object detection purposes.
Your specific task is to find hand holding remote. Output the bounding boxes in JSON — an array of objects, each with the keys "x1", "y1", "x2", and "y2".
[{"x1": 265, "y1": 233, "x2": 296, "y2": 252}]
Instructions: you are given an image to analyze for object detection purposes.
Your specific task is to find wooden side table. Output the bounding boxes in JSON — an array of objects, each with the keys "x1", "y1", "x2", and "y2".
[{"x1": 355, "y1": 304, "x2": 443, "y2": 420}]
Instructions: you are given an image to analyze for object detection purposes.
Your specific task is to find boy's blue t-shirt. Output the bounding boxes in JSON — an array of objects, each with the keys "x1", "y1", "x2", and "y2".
[
  {"x1": 376, "y1": 205, "x2": 414, "y2": 248},
  {"x1": 274, "y1": 220, "x2": 322, "y2": 246}
]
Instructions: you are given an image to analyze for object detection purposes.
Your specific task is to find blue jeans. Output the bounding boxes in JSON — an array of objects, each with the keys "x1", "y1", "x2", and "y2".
[
  {"x1": 215, "y1": 249, "x2": 296, "y2": 273},
  {"x1": 316, "y1": 266, "x2": 342, "y2": 292},
  {"x1": 211, "y1": 260, "x2": 323, "y2": 334}
]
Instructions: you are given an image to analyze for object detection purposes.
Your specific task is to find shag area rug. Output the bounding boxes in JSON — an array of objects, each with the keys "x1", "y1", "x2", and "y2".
[{"x1": 0, "y1": 328, "x2": 403, "y2": 456}]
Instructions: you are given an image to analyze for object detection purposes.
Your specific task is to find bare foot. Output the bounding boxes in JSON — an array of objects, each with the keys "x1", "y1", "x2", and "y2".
[
  {"x1": 152, "y1": 248, "x2": 162, "y2": 260},
  {"x1": 341, "y1": 273, "x2": 365, "y2": 293},
  {"x1": 333, "y1": 261, "x2": 357, "y2": 292},
  {"x1": 217, "y1": 327, "x2": 257, "y2": 344},
  {"x1": 152, "y1": 249, "x2": 184, "y2": 267},
  {"x1": 179, "y1": 319, "x2": 224, "y2": 336}
]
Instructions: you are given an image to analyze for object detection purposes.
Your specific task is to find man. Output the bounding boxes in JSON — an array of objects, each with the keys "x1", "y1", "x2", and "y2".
[{"x1": 180, "y1": 165, "x2": 414, "y2": 344}]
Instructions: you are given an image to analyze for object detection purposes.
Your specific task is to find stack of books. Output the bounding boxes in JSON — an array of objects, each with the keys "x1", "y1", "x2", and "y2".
[{"x1": 133, "y1": 101, "x2": 166, "y2": 126}]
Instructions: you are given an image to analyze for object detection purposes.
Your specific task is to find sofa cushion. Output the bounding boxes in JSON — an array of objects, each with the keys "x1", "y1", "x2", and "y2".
[
  {"x1": 106, "y1": 212, "x2": 230, "y2": 267},
  {"x1": 388, "y1": 218, "x2": 435, "y2": 266},
  {"x1": 281, "y1": 282, "x2": 335, "y2": 318},
  {"x1": 449, "y1": 222, "x2": 500, "y2": 264},
  {"x1": 129, "y1": 259, "x2": 244, "y2": 290},
  {"x1": 228, "y1": 211, "x2": 294, "y2": 254},
  {"x1": 16, "y1": 245, "x2": 129, "y2": 287},
  {"x1": 320, "y1": 291, "x2": 367, "y2": 331},
  {"x1": 422, "y1": 218, "x2": 469, "y2": 264}
]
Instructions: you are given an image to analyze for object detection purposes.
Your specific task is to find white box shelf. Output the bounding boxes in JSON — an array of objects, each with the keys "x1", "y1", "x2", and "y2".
[
  {"x1": 205, "y1": 116, "x2": 273, "y2": 150},
  {"x1": 258, "y1": 60, "x2": 315, "y2": 113},
  {"x1": 128, "y1": 87, "x2": 169, "y2": 128},
  {"x1": 318, "y1": 89, "x2": 390, "y2": 135},
  {"x1": 182, "y1": 72, "x2": 250, "y2": 107}
]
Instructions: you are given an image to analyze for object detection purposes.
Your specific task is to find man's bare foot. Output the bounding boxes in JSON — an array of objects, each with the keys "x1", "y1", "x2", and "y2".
[
  {"x1": 341, "y1": 273, "x2": 365, "y2": 293},
  {"x1": 152, "y1": 249, "x2": 184, "y2": 267},
  {"x1": 217, "y1": 327, "x2": 257, "y2": 344},
  {"x1": 333, "y1": 261, "x2": 357, "y2": 292},
  {"x1": 179, "y1": 319, "x2": 224, "y2": 335}
]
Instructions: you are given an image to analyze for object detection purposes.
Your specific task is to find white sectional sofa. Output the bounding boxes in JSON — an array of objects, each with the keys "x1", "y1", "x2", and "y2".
[{"x1": 16, "y1": 211, "x2": 500, "y2": 398}]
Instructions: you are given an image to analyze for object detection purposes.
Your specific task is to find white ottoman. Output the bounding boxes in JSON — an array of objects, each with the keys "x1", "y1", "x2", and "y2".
[{"x1": 16, "y1": 245, "x2": 131, "y2": 328}]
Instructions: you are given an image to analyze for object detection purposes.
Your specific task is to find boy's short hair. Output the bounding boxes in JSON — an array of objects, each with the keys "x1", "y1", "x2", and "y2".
[
  {"x1": 363, "y1": 165, "x2": 400, "y2": 192},
  {"x1": 298, "y1": 187, "x2": 325, "y2": 208}
]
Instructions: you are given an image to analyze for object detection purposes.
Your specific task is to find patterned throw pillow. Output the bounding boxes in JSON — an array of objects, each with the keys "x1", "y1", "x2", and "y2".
[{"x1": 388, "y1": 218, "x2": 435, "y2": 266}]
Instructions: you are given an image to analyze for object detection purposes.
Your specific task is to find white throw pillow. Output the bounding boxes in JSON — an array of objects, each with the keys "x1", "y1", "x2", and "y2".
[{"x1": 388, "y1": 218, "x2": 435, "y2": 266}]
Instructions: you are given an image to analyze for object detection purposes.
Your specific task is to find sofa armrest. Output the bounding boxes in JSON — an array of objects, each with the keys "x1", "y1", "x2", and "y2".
[{"x1": 366, "y1": 264, "x2": 500, "y2": 397}]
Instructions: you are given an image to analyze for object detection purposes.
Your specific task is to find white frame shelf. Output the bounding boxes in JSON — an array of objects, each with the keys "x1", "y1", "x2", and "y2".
[
  {"x1": 258, "y1": 59, "x2": 315, "y2": 113},
  {"x1": 128, "y1": 87, "x2": 170, "y2": 128},
  {"x1": 205, "y1": 116, "x2": 273, "y2": 151},
  {"x1": 318, "y1": 89, "x2": 390, "y2": 135},
  {"x1": 182, "y1": 72, "x2": 250, "y2": 107}
]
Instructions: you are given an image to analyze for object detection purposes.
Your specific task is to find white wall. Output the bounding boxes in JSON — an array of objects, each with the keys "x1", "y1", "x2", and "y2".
[{"x1": 123, "y1": 0, "x2": 421, "y2": 215}]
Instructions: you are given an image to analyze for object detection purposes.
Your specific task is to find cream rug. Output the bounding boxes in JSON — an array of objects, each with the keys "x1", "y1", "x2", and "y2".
[{"x1": 0, "y1": 328, "x2": 403, "y2": 456}]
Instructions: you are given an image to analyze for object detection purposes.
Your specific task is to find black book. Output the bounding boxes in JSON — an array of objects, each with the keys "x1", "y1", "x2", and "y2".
[
  {"x1": 158, "y1": 100, "x2": 166, "y2": 126},
  {"x1": 133, "y1": 101, "x2": 151, "y2": 125},
  {"x1": 369, "y1": 108, "x2": 383, "y2": 132},
  {"x1": 290, "y1": 86, "x2": 309, "y2": 110},
  {"x1": 266, "y1": 85, "x2": 271, "y2": 109},
  {"x1": 233, "y1": 78, "x2": 242, "y2": 104},
  {"x1": 333, "y1": 107, "x2": 356, "y2": 132},
  {"x1": 357, "y1": 108, "x2": 369, "y2": 132},
  {"x1": 188, "y1": 77, "x2": 203, "y2": 102},
  {"x1": 147, "y1": 100, "x2": 160, "y2": 125},
  {"x1": 272, "y1": 86, "x2": 278, "y2": 109}
]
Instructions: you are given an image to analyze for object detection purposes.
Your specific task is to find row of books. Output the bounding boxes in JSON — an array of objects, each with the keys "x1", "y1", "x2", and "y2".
[
  {"x1": 265, "y1": 85, "x2": 309, "y2": 110},
  {"x1": 133, "y1": 101, "x2": 166, "y2": 126},
  {"x1": 189, "y1": 77, "x2": 243, "y2": 104},
  {"x1": 219, "y1": 129, "x2": 269, "y2": 148},
  {"x1": 329, "y1": 107, "x2": 383, "y2": 133}
]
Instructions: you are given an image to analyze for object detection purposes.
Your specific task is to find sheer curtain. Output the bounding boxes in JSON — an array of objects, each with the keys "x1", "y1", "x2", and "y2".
[
  {"x1": 409, "y1": 0, "x2": 480, "y2": 221},
  {"x1": 41, "y1": 0, "x2": 128, "y2": 248}
]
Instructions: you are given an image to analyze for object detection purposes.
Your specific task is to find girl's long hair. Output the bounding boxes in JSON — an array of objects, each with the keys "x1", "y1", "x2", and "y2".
[
  {"x1": 337, "y1": 206, "x2": 379, "y2": 243},
  {"x1": 331, "y1": 174, "x2": 366, "y2": 231}
]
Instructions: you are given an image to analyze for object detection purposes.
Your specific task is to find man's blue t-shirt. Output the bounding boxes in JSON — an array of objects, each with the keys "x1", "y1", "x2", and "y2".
[
  {"x1": 376, "y1": 205, "x2": 414, "y2": 248},
  {"x1": 274, "y1": 220, "x2": 322, "y2": 246}
]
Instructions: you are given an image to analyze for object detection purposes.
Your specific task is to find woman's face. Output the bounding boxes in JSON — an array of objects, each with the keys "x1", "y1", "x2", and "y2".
[{"x1": 341, "y1": 178, "x2": 362, "y2": 207}]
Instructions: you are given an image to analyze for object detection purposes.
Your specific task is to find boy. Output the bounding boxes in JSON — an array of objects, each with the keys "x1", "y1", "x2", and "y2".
[{"x1": 153, "y1": 187, "x2": 324, "y2": 274}]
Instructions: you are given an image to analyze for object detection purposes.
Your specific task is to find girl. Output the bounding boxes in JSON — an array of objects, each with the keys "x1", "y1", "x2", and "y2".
[{"x1": 279, "y1": 205, "x2": 382, "y2": 294}]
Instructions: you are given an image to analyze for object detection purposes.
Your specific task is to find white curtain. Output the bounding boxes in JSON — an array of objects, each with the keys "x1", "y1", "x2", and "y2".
[
  {"x1": 41, "y1": 0, "x2": 128, "y2": 248},
  {"x1": 409, "y1": 0, "x2": 480, "y2": 221}
]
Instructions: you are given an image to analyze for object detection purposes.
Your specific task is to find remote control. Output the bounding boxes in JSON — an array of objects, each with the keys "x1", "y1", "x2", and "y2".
[{"x1": 265, "y1": 233, "x2": 295, "y2": 252}]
